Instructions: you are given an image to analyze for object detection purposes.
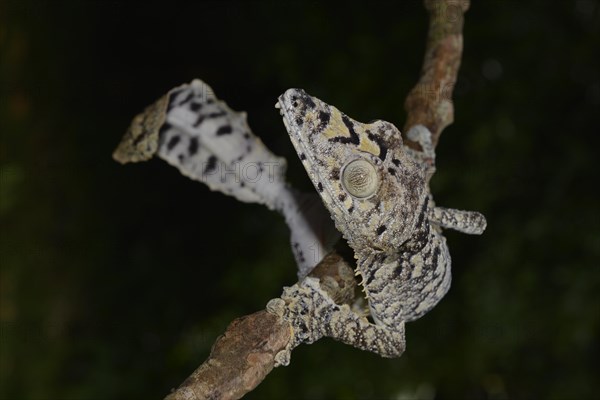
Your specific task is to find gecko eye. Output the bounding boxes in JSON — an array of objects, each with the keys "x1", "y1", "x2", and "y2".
[{"x1": 341, "y1": 159, "x2": 379, "y2": 199}]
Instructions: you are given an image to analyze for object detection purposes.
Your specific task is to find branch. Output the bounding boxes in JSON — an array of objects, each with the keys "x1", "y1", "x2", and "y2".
[
  {"x1": 403, "y1": 0, "x2": 470, "y2": 150},
  {"x1": 164, "y1": 251, "x2": 357, "y2": 400},
  {"x1": 164, "y1": 1, "x2": 469, "y2": 398}
]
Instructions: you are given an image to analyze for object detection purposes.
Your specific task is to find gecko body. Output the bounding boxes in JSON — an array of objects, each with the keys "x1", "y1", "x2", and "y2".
[
  {"x1": 268, "y1": 89, "x2": 486, "y2": 364},
  {"x1": 113, "y1": 81, "x2": 486, "y2": 366}
]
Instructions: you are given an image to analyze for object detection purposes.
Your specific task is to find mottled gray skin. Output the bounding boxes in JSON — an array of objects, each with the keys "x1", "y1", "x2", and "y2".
[
  {"x1": 268, "y1": 89, "x2": 486, "y2": 365},
  {"x1": 267, "y1": 277, "x2": 406, "y2": 366}
]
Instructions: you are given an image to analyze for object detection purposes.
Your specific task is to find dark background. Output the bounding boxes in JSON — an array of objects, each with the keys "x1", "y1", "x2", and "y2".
[{"x1": 1, "y1": 1, "x2": 599, "y2": 399}]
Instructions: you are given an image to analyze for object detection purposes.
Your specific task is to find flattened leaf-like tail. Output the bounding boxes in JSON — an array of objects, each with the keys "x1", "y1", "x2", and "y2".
[{"x1": 113, "y1": 79, "x2": 338, "y2": 276}]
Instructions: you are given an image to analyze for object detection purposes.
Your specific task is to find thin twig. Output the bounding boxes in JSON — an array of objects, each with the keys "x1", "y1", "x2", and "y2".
[{"x1": 403, "y1": 0, "x2": 470, "y2": 149}]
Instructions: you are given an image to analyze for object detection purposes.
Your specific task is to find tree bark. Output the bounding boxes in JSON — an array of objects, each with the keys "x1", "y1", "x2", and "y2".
[{"x1": 403, "y1": 0, "x2": 469, "y2": 149}]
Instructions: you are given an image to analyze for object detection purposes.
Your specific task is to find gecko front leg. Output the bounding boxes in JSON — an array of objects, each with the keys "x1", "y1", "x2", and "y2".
[
  {"x1": 405, "y1": 125, "x2": 486, "y2": 235},
  {"x1": 429, "y1": 207, "x2": 487, "y2": 235},
  {"x1": 267, "y1": 277, "x2": 405, "y2": 366}
]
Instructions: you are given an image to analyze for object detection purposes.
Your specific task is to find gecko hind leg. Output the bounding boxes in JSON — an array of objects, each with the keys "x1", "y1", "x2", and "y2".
[
  {"x1": 267, "y1": 277, "x2": 405, "y2": 366},
  {"x1": 429, "y1": 206, "x2": 487, "y2": 235}
]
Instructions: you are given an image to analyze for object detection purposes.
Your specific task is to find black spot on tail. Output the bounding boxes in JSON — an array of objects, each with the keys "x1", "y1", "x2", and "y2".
[
  {"x1": 204, "y1": 156, "x2": 217, "y2": 174},
  {"x1": 208, "y1": 111, "x2": 226, "y2": 118},
  {"x1": 166, "y1": 135, "x2": 180, "y2": 151},
  {"x1": 317, "y1": 182, "x2": 324, "y2": 192},
  {"x1": 166, "y1": 89, "x2": 184, "y2": 111},
  {"x1": 392, "y1": 158, "x2": 401, "y2": 167},
  {"x1": 178, "y1": 92, "x2": 194, "y2": 106},
  {"x1": 188, "y1": 137, "x2": 199, "y2": 155},
  {"x1": 216, "y1": 125, "x2": 233, "y2": 135},
  {"x1": 376, "y1": 225, "x2": 387, "y2": 235},
  {"x1": 157, "y1": 122, "x2": 172, "y2": 139},
  {"x1": 193, "y1": 115, "x2": 206, "y2": 127},
  {"x1": 299, "y1": 153, "x2": 306, "y2": 161},
  {"x1": 193, "y1": 111, "x2": 226, "y2": 127}
]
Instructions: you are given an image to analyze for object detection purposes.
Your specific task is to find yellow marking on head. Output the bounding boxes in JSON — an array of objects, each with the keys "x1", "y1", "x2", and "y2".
[
  {"x1": 319, "y1": 110, "x2": 381, "y2": 157},
  {"x1": 321, "y1": 109, "x2": 350, "y2": 139},
  {"x1": 357, "y1": 131, "x2": 381, "y2": 156},
  {"x1": 354, "y1": 122, "x2": 384, "y2": 157}
]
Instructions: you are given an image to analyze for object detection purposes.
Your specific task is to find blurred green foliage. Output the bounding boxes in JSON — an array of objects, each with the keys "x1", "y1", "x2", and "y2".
[{"x1": 1, "y1": 1, "x2": 598, "y2": 399}]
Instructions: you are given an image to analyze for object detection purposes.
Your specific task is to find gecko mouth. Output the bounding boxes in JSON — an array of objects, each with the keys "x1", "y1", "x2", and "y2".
[
  {"x1": 276, "y1": 89, "x2": 310, "y2": 137},
  {"x1": 275, "y1": 89, "x2": 329, "y2": 183},
  {"x1": 276, "y1": 89, "x2": 336, "y2": 185},
  {"x1": 276, "y1": 89, "x2": 311, "y2": 158}
]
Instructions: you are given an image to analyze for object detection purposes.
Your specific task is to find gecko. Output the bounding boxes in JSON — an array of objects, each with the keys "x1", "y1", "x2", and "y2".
[
  {"x1": 113, "y1": 81, "x2": 486, "y2": 366},
  {"x1": 113, "y1": 80, "x2": 338, "y2": 278},
  {"x1": 266, "y1": 89, "x2": 486, "y2": 366}
]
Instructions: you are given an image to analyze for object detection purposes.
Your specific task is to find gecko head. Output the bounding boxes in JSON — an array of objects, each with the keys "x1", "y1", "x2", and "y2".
[{"x1": 277, "y1": 88, "x2": 428, "y2": 253}]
